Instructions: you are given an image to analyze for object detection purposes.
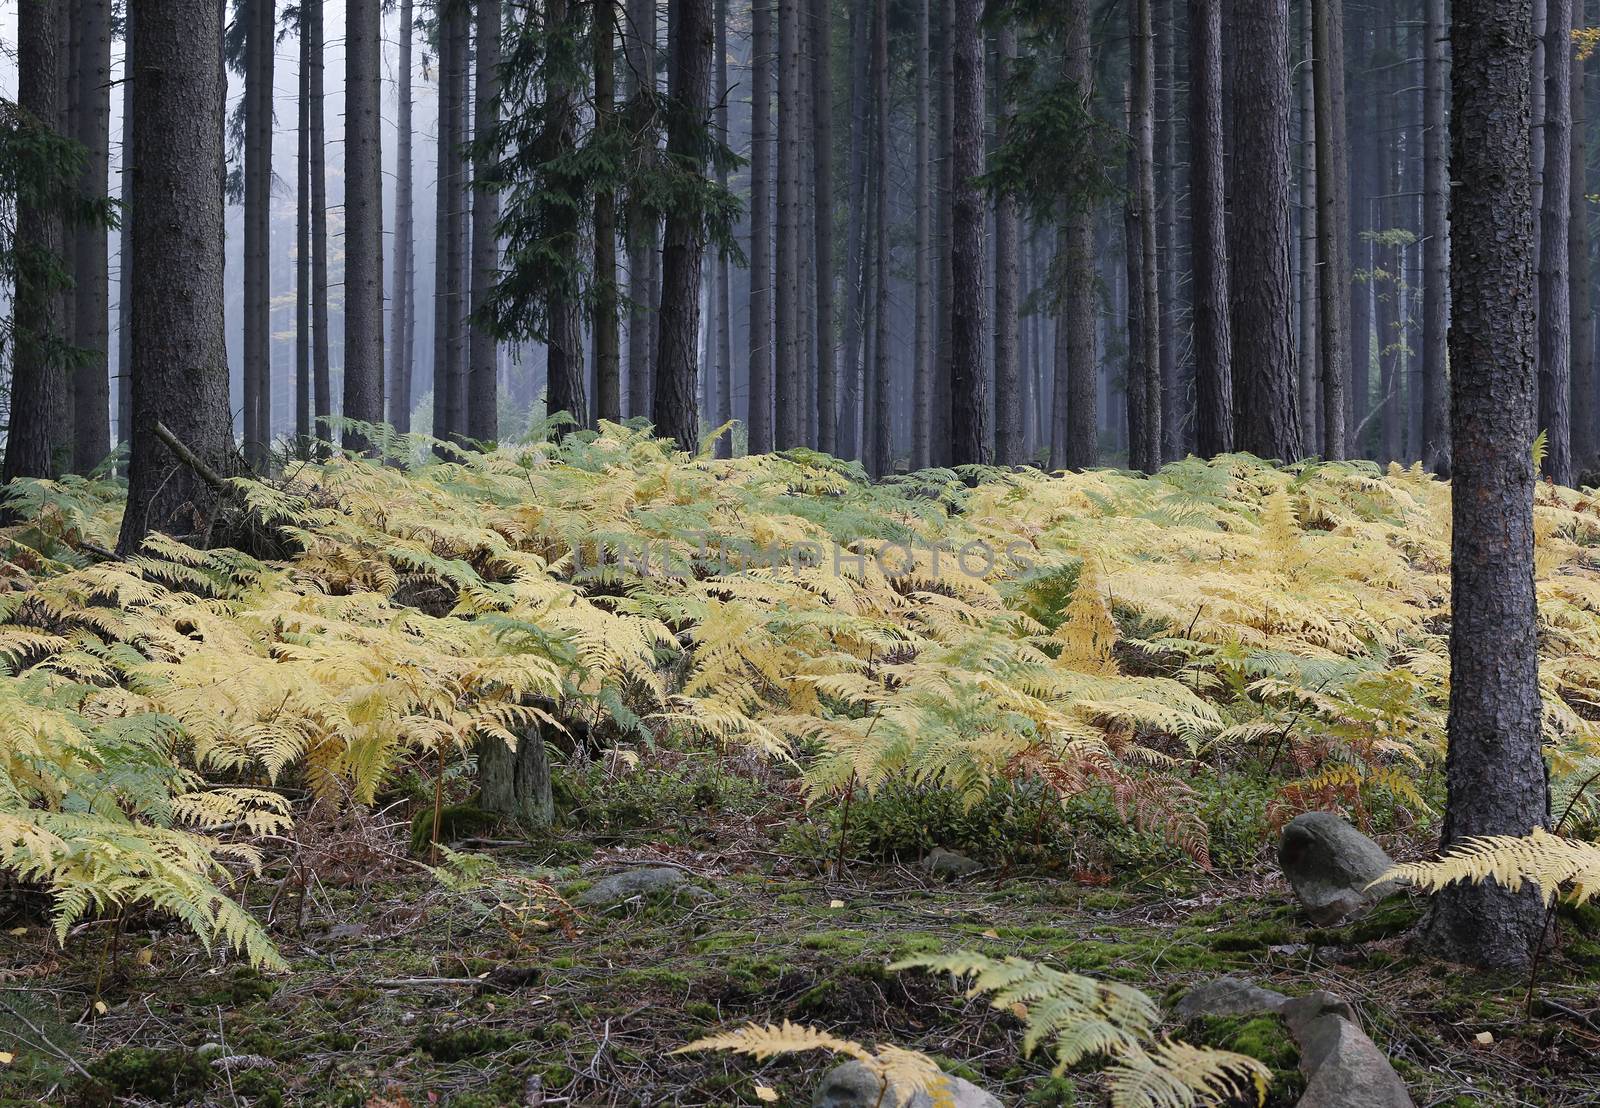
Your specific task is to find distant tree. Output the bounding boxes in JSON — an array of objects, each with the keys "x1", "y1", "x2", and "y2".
[
  {"x1": 747, "y1": 0, "x2": 774, "y2": 453},
  {"x1": 1189, "y1": 0, "x2": 1233, "y2": 457},
  {"x1": 432, "y1": 0, "x2": 468, "y2": 446},
  {"x1": 388, "y1": 0, "x2": 416, "y2": 437},
  {"x1": 625, "y1": 0, "x2": 658, "y2": 420},
  {"x1": 118, "y1": 0, "x2": 233, "y2": 552},
  {"x1": 912, "y1": 0, "x2": 933, "y2": 469},
  {"x1": 1313, "y1": 0, "x2": 1350, "y2": 460},
  {"x1": 775, "y1": 0, "x2": 803, "y2": 448},
  {"x1": 296, "y1": 0, "x2": 313, "y2": 456},
  {"x1": 869, "y1": 0, "x2": 892, "y2": 477},
  {"x1": 71, "y1": 0, "x2": 111, "y2": 473},
  {"x1": 1129, "y1": 0, "x2": 1161, "y2": 473},
  {"x1": 993, "y1": 27, "x2": 1023, "y2": 467},
  {"x1": 308, "y1": 0, "x2": 332, "y2": 448},
  {"x1": 811, "y1": 0, "x2": 837, "y2": 456},
  {"x1": 1421, "y1": 0, "x2": 1551, "y2": 971},
  {"x1": 836, "y1": 0, "x2": 869, "y2": 460},
  {"x1": 242, "y1": 0, "x2": 274, "y2": 468},
  {"x1": 467, "y1": 0, "x2": 503, "y2": 443},
  {"x1": 1421, "y1": 0, "x2": 1450, "y2": 472},
  {"x1": 949, "y1": 0, "x2": 990, "y2": 466},
  {"x1": 342, "y1": 0, "x2": 385, "y2": 453},
  {"x1": 1061, "y1": 0, "x2": 1099, "y2": 470},
  {"x1": 117, "y1": 5, "x2": 134, "y2": 450},
  {"x1": 594, "y1": 0, "x2": 623, "y2": 425},
  {"x1": 713, "y1": 0, "x2": 734, "y2": 457},
  {"x1": 653, "y1": 0, "x2": 714, "y2": 451},
  {"x1": 1227, "y1": 0, "x2": 1302, "y2": 461}
]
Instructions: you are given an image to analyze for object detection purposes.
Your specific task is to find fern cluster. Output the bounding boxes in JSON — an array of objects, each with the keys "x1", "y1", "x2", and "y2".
[{"x1": 9, "y1": 431, "x2": 1600, "y2": 961}]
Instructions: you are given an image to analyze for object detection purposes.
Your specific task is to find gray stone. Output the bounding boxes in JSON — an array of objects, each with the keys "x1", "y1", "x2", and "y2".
[
  {"x1": 573, "y1": 867, "x2": 711, "y2": 908},
  {"x1": 922, "y1": 848, "x2": 984, "y2": 880},
  {"x1": 1278, "y1": 812, "x2": 1399, "y2": 925},
  {"x1": 1172, "y1": 976, "x2": 1289, "y2": 1022},
  {"x1": 1282, "y1": 993, "x2": 1413, "y2": 1108},
  {"x1": 813, "y1": 1060, "x2": 1002, "y2": 1108}
]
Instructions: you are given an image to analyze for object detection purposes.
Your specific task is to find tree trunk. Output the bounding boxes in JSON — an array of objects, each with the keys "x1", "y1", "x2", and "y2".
[
  {"x1": 546, "y1": 0, "x2": 588, "y2": 433},
  {"x1": 1422, "y1": 0, "x2": 1451, "y2": 473},
  {"x1": 117, "y1": 5, "x2": 134, "y2": 451},
  {"x1": 1346, "y1": 2, "x2": 1371, "y2": 449},
  {"x1": 478, "y1": 728, "x2": 554, "y2": 829},
  {"x1": 243, "y1": 0, "x2": 274, "y2": 469},
  {"x1": 1423, "y1": 0, "x2": 1551, "y2": 970},
  {"x1": 747, "y1": 0, "x2": 774, "y2": 453},
  {"x1": 1312, "y1": 0, "x2": 1350, "y2": 461},
  {"x1": 1377, "y1": 21, "x2": 1402, "y2": 464},
  {"x1": 933, "y1": 0, "x2": 955, "y2": 467},
  {"x1": 713, "y1": 0, "x2": 733, "y2": 455},
  {"x1": 1155, "y1": 0, "x2": 1179, "y2": 462},
  {"x1": 117, "y1": 0, "x2": 232, "y2": 553},
  {"x1": 4, "y1": 0, "x2": 67, "y2": 482},
  {"x1": 1189, "y1": 0, "x2": 1233, "y2": 458},
  {"x1": 869, "y1": 0, "x2": 892, "y2": 477},
  {"x1": 654, "y1": 0, "x2": 713, "y2": 452},
  {"x1": 1298, "y1": 0, "x2": 1317, "y2": 454},
  {"x1": 297, "y1": 3, "x2": 312, "y2": 456},
  {"x1": 389, "y1": 0, "x2": 416, "y2": 437},
  {"x1": 810, "y1": 0, "x2": 837, "y2": 456},
  {"x1": 993, "y1": 28, "x2": 1023, "y2": 467},
  {"x1": 309, "y1": 0, "x2": 331, "y2": 450},
  {"x1": 1227, "y1": 0, "x2": 1302, "y2": 461},
  {"x1": 468, "y1": 0, "x2": 502, "y2": 443},
  {"x1": 1131, "y1": 0, "x2": 1161, "y2": 472},
  {"x1": 72, "y1": 0, "x2": 112, "y2": 473},
  {"x1": 1572, "y1": 3, "x2": 1594, "y2": 475},
  {"x1": 912, "y1": 0, "x2": 933, "y2": 469},
  {"x1": 594, "y1": 0, "x2": 623, "y2": 426},
  {"x1": 775, "y1": 0, "x2": 803, "y2": 448},
  {"x1": 625, "y1": 0, "x2": 658, "y2": 420},
  {"x1": 949, "y1": 0, "x2": 990, "y2": 466},
  {"x1": 1538, "y1": 0, "x2": 1573, "y2": 484},
  {"x1": 342, "y1": 0, "x2": 384, "y2": 454}
]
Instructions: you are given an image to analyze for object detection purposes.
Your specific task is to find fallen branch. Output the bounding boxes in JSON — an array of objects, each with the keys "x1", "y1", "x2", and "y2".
[{"x1": 153, "y1": 421, "x2": 231, "y2": 493}]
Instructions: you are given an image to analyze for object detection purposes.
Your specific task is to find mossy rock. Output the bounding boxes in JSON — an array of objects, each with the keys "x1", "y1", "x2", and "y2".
[
  {"x1": 1186, "y1": 1014, "x2": 1306, "y2": 1106},
  {"x1": 416, "y1": 1026, "x2": 521, "y2": 1062},
  {"x1": 410, "y1": 804, "x2": 500, "y2": 855}
]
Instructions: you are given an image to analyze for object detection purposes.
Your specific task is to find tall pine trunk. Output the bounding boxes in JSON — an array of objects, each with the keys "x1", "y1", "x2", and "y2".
[
  {"x1": 118, "y1": 0, "x2": 232, "y2": 553},
  {"x1": 243, "y1": 0, "x2": 275, "y2": 468},
  {"x1": 309, "y1": 0, "x2": 331, "y2": 450},
  {"x1": 1421, "y1": 0, "x2": 1451, "y2": 472},
  {"x1": 433, "y1": 1, "x2": 466, "y2": 445},
  {"x1": 912, "y1": 0, "x2": 933, "y2": 469},
  {"x1": 949, "y1": 0, "x2": 990, "y2": 466},
  {"x1": 654, "y1": 0, "x2": 713, "y2": 451},
  {"x1": 775, "y1": 0, "x2": 803, "y2": 447},
  {"x1": 297, "y1": 4, "x2": 312, "y2": 456},
  {"x1": 1189, "y1": 0, "x2": 1232, "y2": 457},
  {"x1": 1227, "y1": 0, "x2": 1302, "y2": 461},
  {"x1": 467, "y1": 0, "x2": 502, "y2": 442},
  {"x1": 713, "y1": 0, "x2": 733, "y2": 455},
  {"x1": 747, "y1": 0, "x2": 774, "y2": 452},
  {"x1": 625, "y1": 0, "x2": 658, "y2": 419},
  {"x1": 1571, "y1": 6, "x2": 1593, "y2": 474},
  {"x1": 837, "y1": 0, "x2": 869, "y2": 459},
  {"x1": 1425, "y1": 0, "x2": 1551, "y2": 970},
  {"x1": 1538, "y1": 0, "x2": 1573, "y2": 484},
  {"x1": 72, "y1": 0, "x2": 112, "y2": 472},
  {"x1": 595, "y1": 0, "x2": 623, "y2": 425},
  {"x1": 811, "y1": 0, "x2": 837, "y2": 455},
  {"x1": 117, "y1": 6, "x2": 134, "y2": 451},
  {"x1": 390, "y1": 0, "x2": 416, "y2": 436},
  {"x1": 870, "y1": 0, "x2": 892, "y2": 476},
  {"x1": 1130, "y1": 0, "x2": 1162, "y2": 472},
  {"x1": 342, "y1": 0, "x2": 384, "y2": 452},
  {"x1": 993, "y1": 28, "x2": 1022, "y2": 467},
  {"x1": 1297, "y1": 0, "x2": 1318, "y2": 455}
]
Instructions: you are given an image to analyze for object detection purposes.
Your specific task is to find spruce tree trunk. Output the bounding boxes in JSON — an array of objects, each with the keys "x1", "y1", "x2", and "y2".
[
  {"x1": 1538, "y1": 0, "x2": 1573, "y2": 484},
  {"x1": 1346, "y1": 3, "x2": 1371, "y2": 449},
  {"x1": 467, "y1": 0, "x2": 502, "y2": 443},
  {"x1": 1059, "y1": 0, "x2": 1099, "y2": 470},
  {"x1": 714, "y1": 0, "x2": 734, "y2": 456},
  {"x1": 654, "y1": 0, "x2": 713, "y2": 452},
  {"x1": 72, "y1": 0, "x2": 112, "y2": 473},
  {"x1": 243, "y1": 0, "x2": 274, "y2": 469},
  {"x1": 478, "y1": 728, "x2": 554, "y2": 829},
  {"x1": 932, "y1": 0, "x2": 956, "y2": 467},
  {"x1": 775, "y1": 0, "x2": 803, "y2": 448},
  {"x1": 1227, "y1": 0, "x2": 1302, "y2": 461},
  {"x1": 1422, "y1": 0, "x2": 1451, "y2": 473},
  {"x1": 546, "y1": 0, "x2": 588, "y2": 433},
  {"x1": 1377, "y1": 23, "x2": 1402, "y2": 465},
  {"x1": 1571, "y1": 8, "x2": 1594, "y2": 475},
  {"x1": 4, "y1": 0, "x2": 66, "y2": 482},
  {"x1": 1312, "y1": 0, "x2": 1350, "y2": 464},
  {"x1": 1131, "y1": 0, "x2": 1162, "y2": 472},
  {"x1": 949, "y1": 0, "x2": 991, "y2": 466},
  {"x1": 1154, "y1": 0, "x2": 1179, "y2": 462},
  {"x1": 993, "y1": 28, "x2": 1022, "y2": 468},
  {"x1": 297, "y1": 5, "x2": 312, "y2": 456},
  {"x1": 390, "y1": 0, "x2": 416, "y2": 436},
  {"x1": 1189, "y1": 0, "x2": 1233, "y2": 458},
  {"x1": 625, "y1": 0, "x2": 658, "y2": 420},
  {"x1": 836, "y1": 0, "x2": 869, "y2": 460},
  {"x1": 343, "y1": 0, "x2": 384, "y2": 453},
  {"x1": 433, "y1": 1, "x2": 466, "y2": 445},
  {"x1": 117, "y1": 6, "x2": 134, "y2": 452},
  {"x1": 869, "y1": 0, "x2": 892, "y2": 477},
  {"x1": 309, "y1": 0, "x2": 332, "y2": 450},
  {"x1": 912, "y1": 0, "x2": 933, "y2": 469},
  {"x1": 117, "y1": 0, "x2": 232, "y2": 553},
  {"x1": 1424, "y1": 0, "x2": 1551, "y2": 970},
  {"x1": 1297, "y1": 1, "x2": 1316, "y2": 454},
  {"x1": 594, "y1": 0, "x2": 623, "y2": 426},
  {"x1": 747, "y1": 0, "x2": 774, "y2": 453},
  {"x1": 810, "y1": 0, "x2": 837, "y2": 455}
]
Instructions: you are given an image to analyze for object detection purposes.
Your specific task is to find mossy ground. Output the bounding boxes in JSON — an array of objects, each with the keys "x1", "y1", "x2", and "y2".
[{"x1": 4, "y1": 770, "x2": 1600, "y2": 1106}]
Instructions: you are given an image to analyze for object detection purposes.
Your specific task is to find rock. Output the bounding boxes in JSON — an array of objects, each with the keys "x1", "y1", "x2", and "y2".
[
  {"x1": 1172, "y1": 976, "x2": 1289, "y2": 1022},
  {"x1": 573, "y1": 867, "x2": 711, "y2": 909},
  {"x1": 813, "y1": 1060, "x2": 1002, "y2": 1108},
  {"x1": 922, "y1": 848, "x2": 984, "y2": 880},
  {"x1": 325, "y1": 922, "x2": 369, "y2": 942},
  {"x1": 1282, "y1": 993, "x2": 1414, "y2": 1108},
  {"x1": 1278, "y1": 812, "x2": 1399, "y2": 925},
  {"x1": 195, "y1": 1042, "x2": 226, "y2": 1062}
]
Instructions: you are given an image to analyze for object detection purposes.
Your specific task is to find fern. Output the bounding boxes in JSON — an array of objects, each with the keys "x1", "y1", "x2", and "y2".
[{"x1": 1379, "y1": 827, "x2": 1600, "y2": 906}]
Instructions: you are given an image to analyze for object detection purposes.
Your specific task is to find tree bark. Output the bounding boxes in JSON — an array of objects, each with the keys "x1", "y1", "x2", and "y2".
[
  {"x1": 1538, "y1": 0, "x2": 1573, "y2": 484},
  {"x1": 309, "y1": 0, "x2": 332, "y2": 451},
  {"x1": 342, "y1": 0, "x2": 384, "y2": 453},
  {"x1": 594, "y1": 0, "x2": 623, "y2": 426},
  {"x1": 297, "y1": 2, "x2": 312, "y2": 456},
  {"x1": 117, "y1": 5, "x2": 134, "y2": 451},
  {"x1": 625, "y1": 0, "x2": 658, "y2": 420},
  {"x1": 811, "y1": 0, "x2": 837, "y2": 455},
  {"x1": 949, "y1": 0, "x2": 990, "y2": 466},
  {"x1": 1423, "y1": 0, "x2": 1551, "y2": 970},
  {"x1": 1313, "y1": 0, "x2": 1352, "y2": 462},
  {"x1": 1059, "y1": 0, "x2": 1099, "y2": 470},
  {"x1": 72, "y1": 0, "x2": 112, "y2": 473},
  {"x1": 1572, "y1": 5, "x2": 1594, "y2": 475},
  {"x1": 1131, "y1": 0, "x2": 1162, "y2": 472},
  {"x1": 775, "y1": 0, "x2": 803, "y2": 448},
  {"x1": 243, "y1": 0, "x2": 274, "y2": 468},
  {"x1": 993, "y1": 28, "x2": 1023, "y2": 468},
  {"x1": 713, "y1": 0, "x2": 733, "y2": 455},
  {"x1": 912, "y1": 0, "x2": 933, "y2": 469},
  {"x1": 1377, "y1": 20, "x2": 1402, "y2": 464},
  {"x1": 478, "y1": 728, "x2": 554, "y2": 829},
  {"x1": 654, "y1": 0, "x2": 713, "y2": 452},
  {"x1": 1189, "y1": 0, "x2": 1233, "y2": 458},
  {"x1": 117, "y1": 0, "x2": 232, "y2": 553},
  {"x1": 545, "y1": 0, "x2": 588, "y2": 432},
  {"x1": 467, "y1": 0, "x2": 503, "y2": 443},
  {"x1": 1227, "y1": 0, "x2": 1302, "y2": 461},
  {"x1": 869, "y1": 0, "x2": 892, "y2": 477},
  {"x1": 747, "y1": 0, "x2": 774, "y2": 453},
  {"x1": 389, "y1": 0, "x2": 416, "y2": 437},
  {"x1": 1422, "y1": 0, "x2": 1451, "y2": 473},
  {"x1": 5, "y1": 0, "x2": 66, "y2": 482}
]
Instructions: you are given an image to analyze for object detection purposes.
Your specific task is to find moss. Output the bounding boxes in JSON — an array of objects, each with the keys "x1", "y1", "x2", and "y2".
[
  {"x1": 410, "y1": 803, "x2": 500, "y2": 856},
  {"x1": 1208, "y1": 923, "x2": 1293, "y2": 951},
  {"x1": 192, "y1": 965, "x2": 277, "y2": 1007},
  {"x1": 417, "y1": 1026, "x2": 521, "y2": 1062},
  {"x1": 83, "y1": 1047, "x2": 209, "y2": 1103},
  {"x1": 1021, "y1": 1075, "x2": 1079, "y2": 1106},
  {"x1": 1186, "y1": 1015, "x2": 1305, "y2": 1106}
]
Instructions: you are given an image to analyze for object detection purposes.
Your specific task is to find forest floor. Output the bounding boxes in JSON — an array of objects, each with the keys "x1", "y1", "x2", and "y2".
[{"x1": 5, "y1": 759, "x2": 1600, "y2": 1108}]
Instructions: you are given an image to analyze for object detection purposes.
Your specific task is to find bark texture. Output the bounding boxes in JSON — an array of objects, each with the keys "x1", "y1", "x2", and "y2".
[
  {"x1": 468, "y1": 0, "x2": 503, "y2": 443},
  {"x1": 948, "y1": 0, "x2": 990, "y2": 466},
  {"x1": 343, "y1": 0, "x2": 385, "y2": 452},
  {"x1": 1189, "y1": 0, "x2": 1233, "y2": 457}
]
